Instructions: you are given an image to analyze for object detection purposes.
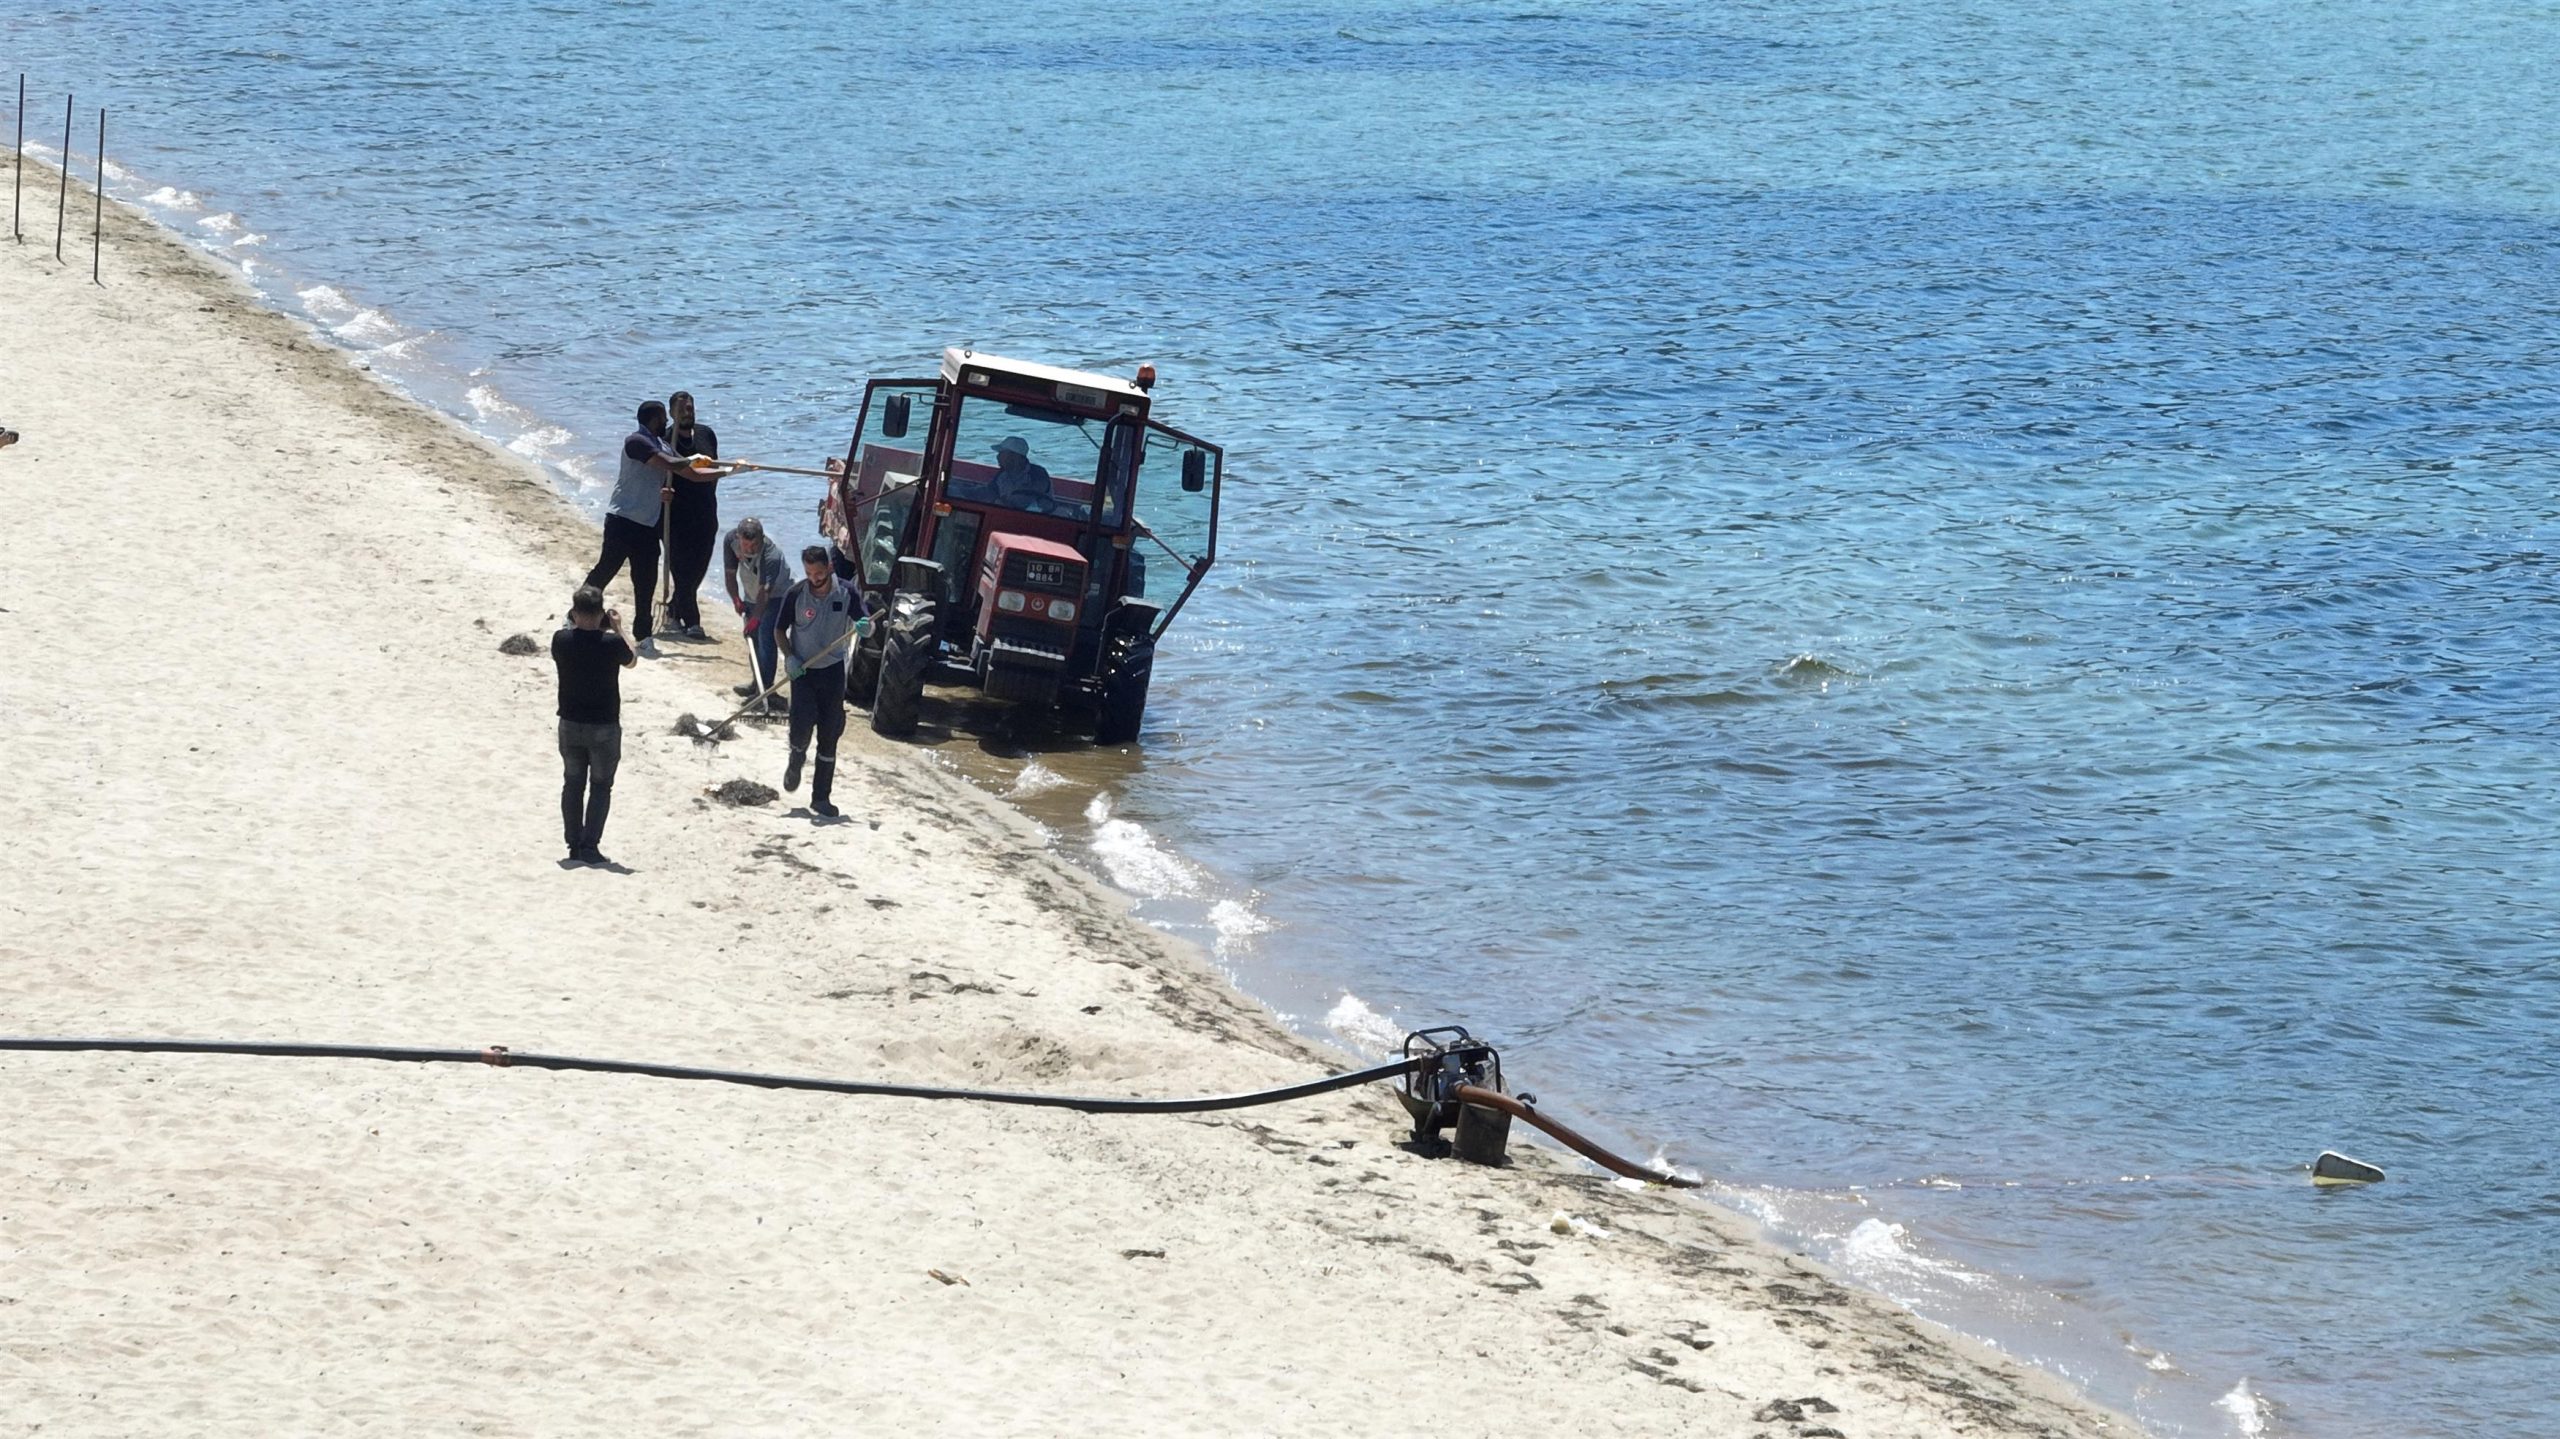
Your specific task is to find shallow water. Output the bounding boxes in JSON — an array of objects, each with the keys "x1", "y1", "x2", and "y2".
[{"x1": 12, "y1": 2, "x2": 2560, "y2": 1432}]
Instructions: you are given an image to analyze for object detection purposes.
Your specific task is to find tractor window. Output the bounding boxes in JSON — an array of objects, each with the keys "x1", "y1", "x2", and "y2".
[
  {"x1": 950, "y1": 396, "x2": 1099, "y2": 522},
  {"x1": 858, "y1": 486, "x2": 914, "y2": 588},
  {"x1": 847, "y1": 381, "x2": 936, "y2": 587},
  {"x1": 848, "y1": 385, "x2": 934, "y2": 498},
  {"x1": 1130, "y1": 422, "x2": 1219, "y2": 583},
  {"x1": 1097, "y1": 414, "x2": 1142, "y2": 528}
]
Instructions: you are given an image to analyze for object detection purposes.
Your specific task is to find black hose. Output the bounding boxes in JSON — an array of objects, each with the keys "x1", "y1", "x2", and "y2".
[
  {"x1": 0, "y1": 1038, "x2": 1707, "y2": 1185},
  {"x1": 0, "y1": 1036, "x2": 1424, "y2": 1115}
]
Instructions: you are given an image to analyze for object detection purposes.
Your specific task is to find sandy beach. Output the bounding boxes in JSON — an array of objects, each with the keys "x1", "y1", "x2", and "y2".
[{"x1": 0, "y1": 180, "x2": 2136, "y2": 1436}]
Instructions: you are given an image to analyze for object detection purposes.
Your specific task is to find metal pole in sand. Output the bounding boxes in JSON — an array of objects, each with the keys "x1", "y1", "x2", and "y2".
[
  {"x1": 54, "y1": 91, "x2": 70, "y2": 261},
  {"x1": 13, "y1": 74, "x2": 24, "y2": 243},
  {"x1": 91, "y1": 108, "x2": 104, "y2": 284}
]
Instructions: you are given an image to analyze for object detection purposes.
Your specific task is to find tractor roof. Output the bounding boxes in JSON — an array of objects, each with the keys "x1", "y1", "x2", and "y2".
[{"x1": 942, "y1": 347, "x2": 1150, "y2": 403}]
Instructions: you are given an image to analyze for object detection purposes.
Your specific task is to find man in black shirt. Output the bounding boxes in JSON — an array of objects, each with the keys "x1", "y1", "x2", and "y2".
[
  {"x1": 663, "y1": 390, "x2": 722, "y2": 639},
  {"x1": 551, "y1": 584, "x2": 638, "y2": 865}
]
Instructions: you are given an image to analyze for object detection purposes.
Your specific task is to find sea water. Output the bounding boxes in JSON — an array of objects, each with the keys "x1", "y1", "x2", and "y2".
[{"x1": 10, "y1": 2, "x2": 2559, "y2": 1432}]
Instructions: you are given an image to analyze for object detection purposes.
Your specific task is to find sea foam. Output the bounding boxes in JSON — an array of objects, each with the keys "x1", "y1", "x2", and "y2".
[
  {"x1": 2217, "y1": 1380, "x2": 2270, "y2": 1438},
  {"x1": 1084, "y1": 793, "x2": 1207, "y2": 901},
  {"x1": 1323, "y1": 993, "x2": 1405, "y2": 1053}
]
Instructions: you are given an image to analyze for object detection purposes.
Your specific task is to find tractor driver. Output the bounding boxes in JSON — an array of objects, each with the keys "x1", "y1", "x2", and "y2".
[{"x1": 961, "y1": 435, "x2": 1066, "y2": 515}]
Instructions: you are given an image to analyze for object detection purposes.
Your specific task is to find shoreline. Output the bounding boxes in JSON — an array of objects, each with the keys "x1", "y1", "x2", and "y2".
[{"x1": 2, "y1": 167, "x2": 2141, "y2": 1435}]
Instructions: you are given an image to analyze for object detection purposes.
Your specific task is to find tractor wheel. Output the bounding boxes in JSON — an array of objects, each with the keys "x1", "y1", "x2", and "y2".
[
  {"x1": 870, "y1": 605, "x2": 933, "y2": 738},
  {"x1": 844, "y1": 632, "x2": 881, "y2": 710},
  {"x1": 1094, "y1": 637, "x2": 1154, "y2": 745}
]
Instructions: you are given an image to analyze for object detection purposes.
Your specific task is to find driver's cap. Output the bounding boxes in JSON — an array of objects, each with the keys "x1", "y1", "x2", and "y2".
[{"x1": 994, "y1": 435, "x2": 1029, "y2": 458}]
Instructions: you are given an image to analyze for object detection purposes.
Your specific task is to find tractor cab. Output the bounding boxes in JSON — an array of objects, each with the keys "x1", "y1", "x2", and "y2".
[{"x1": 820, "y1": 348, "x2": 1223, "y2": 743}]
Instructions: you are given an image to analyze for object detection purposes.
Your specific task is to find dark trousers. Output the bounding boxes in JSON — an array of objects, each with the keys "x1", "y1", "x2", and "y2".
[
  {"x1": 746, "y1": 594, "x2": 786, "y2": 691},
  {"x1": 666, "y1": 493, "x2": 718, "y2": 630},
  {"x1": 558, "y1": 719, "x2": 622, "y2": 849},
  {"x1": 789, "y1": 661, "x2": 848, "y2": 806},
  {"x1": 584, "y1": 513, "x2": 660, "y2": 641}
]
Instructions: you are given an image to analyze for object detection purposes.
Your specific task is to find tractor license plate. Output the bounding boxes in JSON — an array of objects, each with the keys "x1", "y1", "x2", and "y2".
[{"x1": 1024, "y1": 559, "x2": 1069, "y2": 588}]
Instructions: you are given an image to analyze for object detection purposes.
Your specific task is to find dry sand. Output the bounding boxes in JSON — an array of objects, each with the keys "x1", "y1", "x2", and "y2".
[{"x1": 0, "y1": 181, "x2": 2139, "y2": 1436}]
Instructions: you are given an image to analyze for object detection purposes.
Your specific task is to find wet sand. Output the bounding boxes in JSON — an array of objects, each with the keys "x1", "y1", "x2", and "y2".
[{"x1": 0, "y1": 173, "x2": 2138, "y2": 1436}]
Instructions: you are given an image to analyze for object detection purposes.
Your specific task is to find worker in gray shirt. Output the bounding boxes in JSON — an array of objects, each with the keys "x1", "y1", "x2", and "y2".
[
  {"x1": 581, "y1": 399, "x2": 695, "y2": 657},
  {"x1": 723, "y1": 516, "x2": 794, "y2": 707},
  {"x1": 772, "y1": 546, "x2": 868, "y2": 819}
]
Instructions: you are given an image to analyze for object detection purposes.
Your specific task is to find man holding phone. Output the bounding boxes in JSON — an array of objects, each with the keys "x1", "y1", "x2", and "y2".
[{"x1": 551, "y1": 584, "x2": 637, "y2": 865}]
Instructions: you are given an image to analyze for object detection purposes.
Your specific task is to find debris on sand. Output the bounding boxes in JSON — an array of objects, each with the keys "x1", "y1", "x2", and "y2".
[
  {"x1": 497, "y1": 632, "x2": 540, "y2": 656},
  {"x1": 709, "y1": 779, "x2": 778, "y2": 807},
  {"x1": 673, "y1": 712, "x2": 738, "y2": 741}
]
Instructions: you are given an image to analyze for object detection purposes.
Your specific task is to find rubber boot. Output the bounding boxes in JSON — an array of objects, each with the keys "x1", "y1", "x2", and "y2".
[
  {"x1": 810, "y1": 751, "x2": 839, "y2": 818},
  {"x1": 784, "y1": 746, "x2": 805, "y2": 793}
]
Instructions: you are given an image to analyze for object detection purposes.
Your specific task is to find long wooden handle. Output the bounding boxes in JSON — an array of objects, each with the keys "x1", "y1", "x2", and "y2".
[
  {"x1": 701, "y1": 615, "x2": 871, "y2": 734},
  {"x1": 718, "y1": 459, "x2": 844, "y2": 480}
]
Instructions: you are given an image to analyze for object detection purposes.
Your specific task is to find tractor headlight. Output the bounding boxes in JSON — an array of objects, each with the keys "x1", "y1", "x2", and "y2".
[
  {"x1": 997, "y1": 590, "x2": 1028, "y2": 613},
  {"x1": 1046, "y1": 599, "x2": 1077, "y2": 623}
]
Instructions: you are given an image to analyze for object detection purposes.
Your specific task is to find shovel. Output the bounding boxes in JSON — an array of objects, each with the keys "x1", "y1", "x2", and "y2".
[{"x1": 682, "y1": 613, "x2": 873, "y2": 743}]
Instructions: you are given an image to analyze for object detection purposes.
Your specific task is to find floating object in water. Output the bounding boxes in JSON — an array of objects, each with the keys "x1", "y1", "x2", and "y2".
[{"x1": 2312, "y1": 1150, "x2": 2385, "y2": 1185}]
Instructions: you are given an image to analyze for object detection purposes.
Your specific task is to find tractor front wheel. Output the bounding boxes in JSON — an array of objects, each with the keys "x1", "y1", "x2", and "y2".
[
  {"x1": 1094, "y1": 636, "x2": 1154, "y2": 745},
  {"x1": 870, "y1": 604, "x2": 933, "y2": 738},
  {"x1": 844, "y1": 630, "x2": 881, "y2": 710}
]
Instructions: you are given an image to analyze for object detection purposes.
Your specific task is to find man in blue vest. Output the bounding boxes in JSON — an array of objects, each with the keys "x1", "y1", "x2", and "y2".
[{"x1": 582, "y1": 399, "x2": 691, "y2": 657}]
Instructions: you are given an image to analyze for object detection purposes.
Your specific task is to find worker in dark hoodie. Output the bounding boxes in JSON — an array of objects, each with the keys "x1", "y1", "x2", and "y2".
[{"x1": 662, "y1": 389, "x2": 723, "y2": 638}]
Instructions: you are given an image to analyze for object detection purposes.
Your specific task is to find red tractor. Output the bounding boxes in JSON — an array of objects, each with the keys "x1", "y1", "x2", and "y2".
[{"x1": 819, "y1": 348, "x2": 1223, "y2": 744}]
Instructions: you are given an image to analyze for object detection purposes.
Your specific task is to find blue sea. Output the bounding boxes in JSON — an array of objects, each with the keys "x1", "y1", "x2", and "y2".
[{"x1": 12, "y1": 2, "x2": 2560, "y2": 1432}]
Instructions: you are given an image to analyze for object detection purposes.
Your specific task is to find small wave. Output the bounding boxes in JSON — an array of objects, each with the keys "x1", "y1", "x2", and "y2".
[
  {"x1": 1776, "y1": 653, "x2": 1855, "y2": 682},
  {"x1": 335, "y1": 308, "x2": 401, "y2": 344},
  {"x1": 505, "y1": 425, "x2": 574, "y2": 458},
  {"x1": 464, "y1": 383, "x2": 536, "y2": 425},
  {"x1": 1323, "y1": 993, "x2": 1406, "y2": 1053},
  {"x1": 1008, "y1": 760, "x2": 1071, "y2": 798},
  {"x1": 232, "y1": 232, "x2": 265, "y2": 248},
  {"x1": 2217, "y1": 1379, "x2": 2270, "y2": 1438},
  {"x1": 1841, "y1": 1217, "x2": 1990, "y2": 1290},
  {"x1": 195, "y1": 211, "x2": 243, "y2": 236},
  {"x1": 100, "y1": 159, "x2": 133, "y2": 182},
  {"x1": 296, "y1": 284, "x2": 357, "y2": 320},
  {"x1": 1645, "y1": 1147, "x2": 1704, "y2": 1185},
  {"x1": 142, "y1": 186, "x2": 201, "y2": 210},
  {"x1": 1206, "y1": 895, "x2": 1273, "y2": 960},
  {"x1": 1084, "y1": 793, "x2": 1207, "y2": 900}
]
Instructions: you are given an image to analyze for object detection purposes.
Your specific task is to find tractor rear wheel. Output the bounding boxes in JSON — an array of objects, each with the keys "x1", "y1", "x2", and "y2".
[
  {"x1": 1094, "y1": 636, "x2": 1154, "y2": 745},
  {"x1": 870, "y1": 603, "x2": 933, "y2": 738}
]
